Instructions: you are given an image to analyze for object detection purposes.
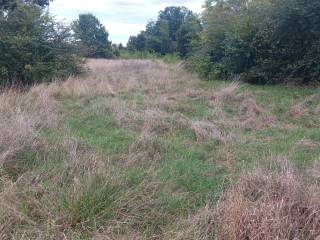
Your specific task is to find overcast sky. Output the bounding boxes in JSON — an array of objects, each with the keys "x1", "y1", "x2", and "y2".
[{"x1": 49, "y1": 0, "x2": 203, "y2": 44}]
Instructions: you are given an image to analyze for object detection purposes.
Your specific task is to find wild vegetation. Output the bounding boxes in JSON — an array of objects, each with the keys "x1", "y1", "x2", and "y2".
[
  {"x1": 0, "y1": 0, "x2": 116, "y2": 86},
  {"x1": 128, "y1": 0, "x2": 320, "y2": 85},
  {"x1": 72, "y1": 14, "x2": 113, "y2": 59},
  {"x1": 0, "y1": 0, "x2": 83, "y2": 85},
  {"x1": 187, "y1": 0, "x2": 320, "y2": 84},
  {"x1": 1, "y1": 59, "x2": 320, "y2": 239},
  {"x1": 2, "y1": 0, "x2": 319, "y2": 86},
  {"x1": 127, "y1": 6, "x2": 202, "y2": 57},
  {"x1": 1, "y1": 0, "x2": 320, "y2": 239}
]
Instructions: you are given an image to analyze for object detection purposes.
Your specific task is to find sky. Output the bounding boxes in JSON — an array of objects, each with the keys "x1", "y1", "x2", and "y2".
[{"x1": 49, "y1": 0, "x2": 204, "y2": 45}]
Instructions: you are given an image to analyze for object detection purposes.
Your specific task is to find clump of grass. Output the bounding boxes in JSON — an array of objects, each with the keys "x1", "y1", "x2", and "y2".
[
  {"x1": 190, "y1": 121, "x2": 224, "y2": 143},
  {"x1": 167, "y1": 205, "x2": 216, "y2": 240},
  {"x1": 315, "y1": 105, "x2": 320, "y2": 115},
  {"x1": 289, "y1": 94, "x2": 320, "y2": 119},
  {"x1": 127, "y1": 131, "x2": 163, "y2": 166},
  {"x1": 172, "y1": 159, "x2": 320, "y2": 240},
  {"x1": 0, "y1": 86, "x2": 58, "y2": 168},
  {"x1": 295, "y1": 139, "x2": 319, "y2": 150},
  {"x1": 239, "y1": 94, "x2": 275, "y2": 130},
  {"x1": 290, "y1": 102, "x2": 307, "y2": 119},
  {"x1": 216, "y1": 160, "x2": 320, "y2": 239},
  {"x1": 209, "y1": 81, "x2": 239, "y2": 106}
]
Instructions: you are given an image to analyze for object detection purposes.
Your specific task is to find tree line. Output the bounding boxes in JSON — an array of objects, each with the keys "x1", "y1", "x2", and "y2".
[
  {"x1": 1, "y1": 0, "x2": 319, "y2": 85},
  {"x1": 127, "y1": 6, "x2": 202, "y2": 57},
  {"x1": 128, "y1": 0, "x2": 320, "y2": 84}
]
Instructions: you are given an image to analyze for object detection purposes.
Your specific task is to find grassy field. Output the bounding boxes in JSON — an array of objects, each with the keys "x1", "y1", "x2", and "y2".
[{"x1": 1, "y1": 59, "x2": 320, "y2": 239}]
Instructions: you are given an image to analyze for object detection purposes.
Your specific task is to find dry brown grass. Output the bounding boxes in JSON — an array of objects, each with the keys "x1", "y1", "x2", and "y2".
[
  {"x1": 296, "y1": 139, "x2": 319, "y2": 150},
  {"x1": 0, "y1": 60, "x2": 191, "y2": 238},
  {"x1": 210, "y1": 82, "x2": 240, "y2": 103},
  {"x1": 315, "y1": 105, "x2": 320, "y2": 115},
  {"x1": 206, "y1": 82, "x2": 242, "y2": 124},
  {"x1": 125, "y1": 108, "x2": 183, "y2": 166},
  {"x1": 190, "y1": 121, "x2": 224, "y2": 143},
  {"x1": 170, "y1": 205, "x2": 216, "y2": 240},
  {"x1": 172, "y1": 159, "x2": 320, "y2": 240},
  {"x1": 1, "y1": 59, "x2": 318, "y2": 239},
  {"x1": 93, "y1": 232, "x2": 142, "y2": 240},
  {"x1": 240, "y1": 94, "x2": 275, "y2": 130},
  {"x1": 215, "y1": 164, "x2": 320, "y2": 239},
  {"x1": 209, "y1": 81, "x2": 239, "y2": 106},
  {"x1": 127, "y1": 130, "x2": 162, "y2": 166},
  {"x1": 0, "y1": 86, "x2": 58, "y2": 167},
  {"x1": 0, "y1": 81, "x2": 105, "y2": 239},
  {"x1": 290, "y1": 102, "x2": 307, "y2": 119},
  {"x1": 289, "y1": 94, "x2": 320, "y2": 119},
  {"x1": 59, "y1": 59, "x2": 192, "y2": 98}
]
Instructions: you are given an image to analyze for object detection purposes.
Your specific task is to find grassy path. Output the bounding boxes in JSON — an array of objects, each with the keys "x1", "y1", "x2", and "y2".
[{"x1": 1, "y1": 59, "x2": 320, "y2": 239}]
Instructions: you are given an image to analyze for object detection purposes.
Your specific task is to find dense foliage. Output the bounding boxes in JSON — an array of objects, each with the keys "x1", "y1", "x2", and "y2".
[
  {"x1": 187, "y1": 0, "x2": 320, "y2": 84},
  {"x1": 127, "y1": 6, "x2": 202, "y2": 57},
  {"x1": 127, "y1": 1, "x2": 319, "y2": 84},
  {"x1": 1, "y1": 0, "x2": 319, "y2": 85},
  {"x1": 72, "y1": 13, "x2": 113, "y2": 58},
  {"x1": 0, "y1": 0, "x2": 82, "y2": 85},
  {"x1": 0, "y1": 0, "x2": 50, "y2": 10}
]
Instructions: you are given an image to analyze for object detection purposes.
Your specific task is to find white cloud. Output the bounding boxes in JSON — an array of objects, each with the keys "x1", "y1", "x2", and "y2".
[{"x1": 49, "y1": 0, "x2": 203, "y2": 44}]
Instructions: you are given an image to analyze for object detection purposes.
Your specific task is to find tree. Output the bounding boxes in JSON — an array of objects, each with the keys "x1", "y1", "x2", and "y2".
[
  {"x1": 0, "y1": 0, "x2": 50, "y2": 11},
  {"x1": 0, "y1": 0, "x2": 82, "y2": 85},
  {"x1": 73, "y1": 13, "x2": 113, "y2": 58},
  {"x1": 187, "y1": 0, "x2": 320, "y2": 84},
  {"x1": 127, "y1": 32, "x2": 146, "y2": 51},
  {"x1": 145, "y1": 19, "x2": 173, "y2": 54},
  {"x1": 176, "y1": 15, "x2": 202, "y2": 57},
  {"x1": 159, "y1": 6, "x2": 192, "y2": 41},
  {"x1": 127, "y1": 36, "x2": 137, "y2": 51},
  {"x1": 127, "y1": 6, "x2": 196, "y2": 55},
  {"x1": 111, "y1": 43, "x2": 120, "y2": 57},
  {"x1": 118, "y1": 43, "x2": 124, "y2": 50}
]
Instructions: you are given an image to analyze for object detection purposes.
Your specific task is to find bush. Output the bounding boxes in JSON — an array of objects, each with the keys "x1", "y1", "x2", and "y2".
[
  {"x1": 0, "y1": 1, "x2": 83, "y2": 86},
  {"x1": 188, "y1": 0, "x2": 320, "y2": 85}
]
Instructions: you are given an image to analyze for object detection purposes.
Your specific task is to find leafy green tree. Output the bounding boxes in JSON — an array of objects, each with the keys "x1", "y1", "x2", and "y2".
[
  {"x1": 1, "y1": 0, "x2": 50, "y2": 11},
  {"x1": 73, "y1": 13, "x2": 113, "y2": 58},
  {"x1": 127, "y1": 36, "x2": 137, "y2": 51},
  {"x1": 127, "y1": 32, "x2": 146, "y2": 51},
  {"x1": 188, "y1": 0, "x2": 320, "y2": 84},
  {"x1": 256, "y1": 0, "x2": 320, "y2": 84},
  {"x1": 118, "y1": 43, "x2": 124, "y2": 51},
  {"x1": 176, "y1": 15, "x2": 202, "y2": 57},
  {"x1": 187, "y1": 0, "x2": 243, "y2": 78},
  {"x1": 111, "y1": 43, "x2": 119, "y2": 57},
  {"x1": 0, "y1": 0, "x2": 82, "y2": 85},
  {"x1": 159, "y1": 6, "x2": 192, "y2": 41},
  {"x1": 146, "y1": 19, "x2": 173, "y2": 54},
  {"x1": 127, "y1": 6, "x2": 197, "y2": 56}
]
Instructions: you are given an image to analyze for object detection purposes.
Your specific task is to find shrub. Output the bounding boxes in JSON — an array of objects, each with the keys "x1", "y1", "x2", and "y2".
[
  {"x1": 188, "y1": 0, "x2": 320, "y2": 85},
  {"x1": 0, "y1": 1, "x2": 83, "y2": 85}
]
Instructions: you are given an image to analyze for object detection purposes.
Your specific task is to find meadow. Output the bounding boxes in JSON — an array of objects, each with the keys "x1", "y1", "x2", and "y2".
[{"x1": 1, "y1": 59, "x2": 320, "y2": 239}]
